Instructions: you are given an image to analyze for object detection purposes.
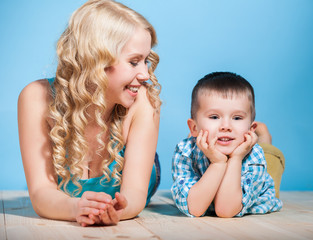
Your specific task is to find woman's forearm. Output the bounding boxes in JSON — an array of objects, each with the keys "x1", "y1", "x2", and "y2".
[
  {"x1": 30, "y1": 187, "x2": 78, "y2": 221},
  {"x1": 120, "y1": 189, "x2": 147, "y2": 220}
]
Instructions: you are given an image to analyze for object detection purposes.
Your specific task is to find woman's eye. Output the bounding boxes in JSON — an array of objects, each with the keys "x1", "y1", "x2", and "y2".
[{"x1": 130, "y1": 61, "x2": 138, "y2": 67}]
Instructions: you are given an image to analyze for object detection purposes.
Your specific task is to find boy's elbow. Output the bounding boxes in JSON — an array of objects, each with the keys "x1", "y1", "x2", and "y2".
[
  {"x1": 189, "y1": 208, "x2": 206, "y2": 217},
  {"x1": 188, "y1": 202, "x2": 207, "y2": 217},
  {"x1": 215, "y1": 203, "x2": 242, "y2": 218},
  {"x1": 215, "y1": 208, "x2": 236, "y2": 218}
]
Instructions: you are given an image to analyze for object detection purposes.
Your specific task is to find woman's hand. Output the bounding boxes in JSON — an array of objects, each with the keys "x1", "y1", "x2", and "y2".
[
  {"x1": 99, "y1": 192, "x2": 128, "y2": 225},
  {"x1": 74, "y1": 191, "x2": 113, "y2": 227}
]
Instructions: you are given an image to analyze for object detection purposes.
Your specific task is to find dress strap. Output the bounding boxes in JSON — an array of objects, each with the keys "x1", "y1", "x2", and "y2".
[{"x1": 47, "y1": 77, "x2": 56, "y2": 96}]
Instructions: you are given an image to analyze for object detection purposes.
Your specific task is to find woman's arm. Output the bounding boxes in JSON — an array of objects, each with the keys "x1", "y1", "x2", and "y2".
[
  {"x1": 119, "y1": 87, "x2": 160, "y2": 219},
  {"x1": 18, "y1": 80, "x2": 107, "y2": 226},
  {"x1": 18, "y1": 80, "x2": 77, "y2": 219}
]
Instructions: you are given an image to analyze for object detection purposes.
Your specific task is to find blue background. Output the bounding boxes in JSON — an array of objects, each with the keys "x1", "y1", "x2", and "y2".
[{"x1": 1, "y1": 0, "x2": 312, "y2": 191}]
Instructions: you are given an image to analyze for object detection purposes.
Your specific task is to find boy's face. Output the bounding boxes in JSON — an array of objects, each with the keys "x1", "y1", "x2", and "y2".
[{"x1": 188, "y1": 92, "x2": 255, "y2": 156}]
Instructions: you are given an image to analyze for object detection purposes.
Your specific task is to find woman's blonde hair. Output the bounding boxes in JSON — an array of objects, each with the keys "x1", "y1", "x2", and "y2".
[{"x1": 49, "y1": 0, "x2": 161, "y2": 196}]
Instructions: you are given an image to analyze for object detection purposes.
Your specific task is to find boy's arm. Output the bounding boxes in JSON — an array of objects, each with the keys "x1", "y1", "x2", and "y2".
[
  {"x1": 215, "y1": 143, "x2": 283, "y2": 217},
  {"x1": 187, "y1": 131, "x2": 228, "y2": 217},
  {"x1": 214, "y1": 131, "x2": 257, "y2": 217},
  {"x1": 237, "y1": 145, "x2": 283, "y2": 216},
  {"x1": 213, "y1": 156, "x2": 243, "y2": 217},
  {"x1": 171, "y1": 143, "x2": 200, "y2": 217},
  {"x1": 187, "y1": 162, "x2": 227, "y2": 216}
]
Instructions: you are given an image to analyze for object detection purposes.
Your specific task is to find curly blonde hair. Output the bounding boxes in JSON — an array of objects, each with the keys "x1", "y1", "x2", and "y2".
[{"x1": 49, "y1": 0, "x2": 161, "y2": 196}]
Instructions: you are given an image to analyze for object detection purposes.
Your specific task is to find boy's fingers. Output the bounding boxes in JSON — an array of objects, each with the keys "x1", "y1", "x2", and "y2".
[
  {"x1": 196, "y1": 130, "x2": 203, "y2": 144},
  {"x1": 251, "y1": 132, "x2": 258, "y2": 145},
  {"x1": 200, "y1": 131, "x2": 208, "y2": 147},
  {"x1": 209, "y1": 136, "x2": 218, "y2": 148}
]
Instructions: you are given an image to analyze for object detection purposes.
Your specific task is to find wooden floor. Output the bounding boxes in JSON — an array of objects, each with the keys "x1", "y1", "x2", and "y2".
[{"x1": 1, "y1": 191, "x2": 313, "y2": 240}]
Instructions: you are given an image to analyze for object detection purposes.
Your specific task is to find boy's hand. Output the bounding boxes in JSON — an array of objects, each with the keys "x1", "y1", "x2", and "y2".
[
  {"x1": 229, "y1": 130, "x2": 258, "y2": 160},
  {"x1": 196, "y1": 130, "x2": 228, "y2": 164}
]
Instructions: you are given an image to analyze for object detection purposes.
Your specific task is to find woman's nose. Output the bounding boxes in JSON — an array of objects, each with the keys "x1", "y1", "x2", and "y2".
[{"x1": 137, "y1": 64, "x2": 150, "y2": 82}]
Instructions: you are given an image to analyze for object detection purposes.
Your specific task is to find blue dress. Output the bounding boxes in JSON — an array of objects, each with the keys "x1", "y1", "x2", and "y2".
[{"x1": 48, "y1": 78, "x2": 160, "y2": 205}]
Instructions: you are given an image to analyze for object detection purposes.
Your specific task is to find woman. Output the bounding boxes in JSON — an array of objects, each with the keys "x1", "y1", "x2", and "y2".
[{"x1": 18, "y1": 0, "x2": 161, "y2": 227}]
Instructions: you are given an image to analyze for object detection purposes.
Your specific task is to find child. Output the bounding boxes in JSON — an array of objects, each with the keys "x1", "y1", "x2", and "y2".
[{"x1": 171, "y1": 72, "x2": 283, "y2": 217}]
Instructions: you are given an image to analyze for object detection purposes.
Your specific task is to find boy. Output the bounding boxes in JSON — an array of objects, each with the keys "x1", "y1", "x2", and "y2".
[{"x1": 171, "y1": 72, "x2": 282, "y2": 217}]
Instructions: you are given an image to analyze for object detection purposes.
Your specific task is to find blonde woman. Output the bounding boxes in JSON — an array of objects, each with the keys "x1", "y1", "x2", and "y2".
[{"x1": 18, "y1": 0, "x2": 161, "y2": 227}]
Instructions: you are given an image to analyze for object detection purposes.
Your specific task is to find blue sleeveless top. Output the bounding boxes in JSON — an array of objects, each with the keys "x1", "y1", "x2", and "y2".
[{"x1": 48, "y1": 78, "x2": 158, "y2": 204}]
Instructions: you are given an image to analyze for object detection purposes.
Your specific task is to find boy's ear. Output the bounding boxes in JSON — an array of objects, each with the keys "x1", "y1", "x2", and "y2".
[
  {"x1": 187, "y1": 118, "x2": 198, "y2": 137},
  {"x1": 250, "y1": 121, "x2": 258, "y2": 132}
]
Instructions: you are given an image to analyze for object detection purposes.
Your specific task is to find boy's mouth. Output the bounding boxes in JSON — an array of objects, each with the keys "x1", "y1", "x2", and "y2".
[{"x1": 217, "y1": 137, "x2": 234, "y2": 142}]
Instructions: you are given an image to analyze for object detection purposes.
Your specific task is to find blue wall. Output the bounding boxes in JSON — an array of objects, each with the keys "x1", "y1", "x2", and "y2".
[{"x1": 1, "y1": 0, "x2": 312, "y2": 191}]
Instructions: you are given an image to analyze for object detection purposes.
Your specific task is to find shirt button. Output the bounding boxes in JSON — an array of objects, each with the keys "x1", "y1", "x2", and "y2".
[
  {"x1": 246, "y1": 178, "x2": 251, "y2": 184},
  {"x1": 179, "y1": 179, "x2": 184, "y2": 185}
]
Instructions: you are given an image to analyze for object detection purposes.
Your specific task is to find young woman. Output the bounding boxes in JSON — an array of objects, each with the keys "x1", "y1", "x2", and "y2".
[{"x1": 18, "y1": 0, "x2": 161, "y2": 227}]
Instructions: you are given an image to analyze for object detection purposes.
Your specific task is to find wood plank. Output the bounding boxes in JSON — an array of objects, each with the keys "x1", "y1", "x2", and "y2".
[
  {"x1": 1, "y1": 191, "x2": 313, "y2": 240},
  {"x1": 2, "y1": 191, "x2": 156, "y2": 240},
  {"x1": 137, "y1": 194, "x2": 237, "y2": 240},
  {"x1": 200, "y1": 213, "x2": 312, "y2": 240},
  {"x1": 0, "y1": 191, "x2": 7, "y2": 240},
  {"x1": 147, "y1": 191, "x2": 313, "y2": 240},
  {"x1": 280, "y1": 191, "x2": 313, "y2": 210},
  {"x1": 195, "y1": 192, "x2": 313, "y2": 240}
]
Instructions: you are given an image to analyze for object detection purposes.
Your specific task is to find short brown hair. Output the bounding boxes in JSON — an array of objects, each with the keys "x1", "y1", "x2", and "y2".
[{"x1": 191, "y1": 72, "x2": 255, "y2": 121}]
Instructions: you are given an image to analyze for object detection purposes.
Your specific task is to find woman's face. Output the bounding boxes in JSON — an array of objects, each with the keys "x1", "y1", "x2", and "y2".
[{"x1": 105, "y1": 27, "x2": 151, "y2": 109}]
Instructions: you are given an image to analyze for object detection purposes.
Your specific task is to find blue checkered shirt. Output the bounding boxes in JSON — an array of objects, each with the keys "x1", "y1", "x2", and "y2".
[{"x1": 171, "y1": 137, "x2": 283, "y2": 217}]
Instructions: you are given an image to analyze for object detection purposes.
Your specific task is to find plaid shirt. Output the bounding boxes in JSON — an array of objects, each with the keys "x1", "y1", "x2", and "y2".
[{"x1": 171, "y1": 137, "x2": 283, "y2": 217}]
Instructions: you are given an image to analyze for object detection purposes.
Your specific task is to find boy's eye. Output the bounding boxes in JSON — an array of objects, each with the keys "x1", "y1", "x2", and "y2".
[
  {"x1": 233, "y1": 116, "x2": 243, "y2": 120},
  {"x1": 209, "y1": 115, "x2": 219, "y2": 120}
]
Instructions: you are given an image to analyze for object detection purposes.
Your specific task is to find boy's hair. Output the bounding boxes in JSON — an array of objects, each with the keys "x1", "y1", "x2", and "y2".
[{"x1": 191, "y1": 72, "x2": 256, "y2": 121}]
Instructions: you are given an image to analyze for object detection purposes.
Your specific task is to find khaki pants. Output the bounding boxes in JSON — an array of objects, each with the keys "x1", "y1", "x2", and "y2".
[{"x1": 259, "y1": 143, "x2": 285, "y2": 198}]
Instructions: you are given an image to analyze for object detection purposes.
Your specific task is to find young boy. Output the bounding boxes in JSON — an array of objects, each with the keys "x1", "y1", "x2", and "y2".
[{"x1": 171, "y1": 72, "x2": 282, "y2": 217}]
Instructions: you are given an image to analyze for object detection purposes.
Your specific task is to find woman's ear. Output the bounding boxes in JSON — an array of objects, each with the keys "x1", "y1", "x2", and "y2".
[
  {"x1": 250, "y1": 121, "x2": 258, "y2": 132},
  {"x1": 187, "y1": 118, "x2": 199, "y2": 137}
]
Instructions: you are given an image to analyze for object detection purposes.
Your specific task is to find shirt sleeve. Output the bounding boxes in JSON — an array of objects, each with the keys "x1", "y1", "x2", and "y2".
[
  {"x1": 236, "y1": 145, "x2": 283, "y2": 217},
  {"x1": 171, "y1": 144, "x2": 199, "y2": 217}
]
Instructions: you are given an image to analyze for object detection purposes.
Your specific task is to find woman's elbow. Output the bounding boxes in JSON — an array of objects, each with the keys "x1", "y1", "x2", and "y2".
[{"x1": 28, "y1": 189, "x2": 51, "y2": 218}]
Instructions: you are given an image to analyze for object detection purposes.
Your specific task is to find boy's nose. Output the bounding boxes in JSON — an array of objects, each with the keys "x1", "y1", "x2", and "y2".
[{"x1": 220, "y1": 120, "x2": 232, "y2": 132}]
